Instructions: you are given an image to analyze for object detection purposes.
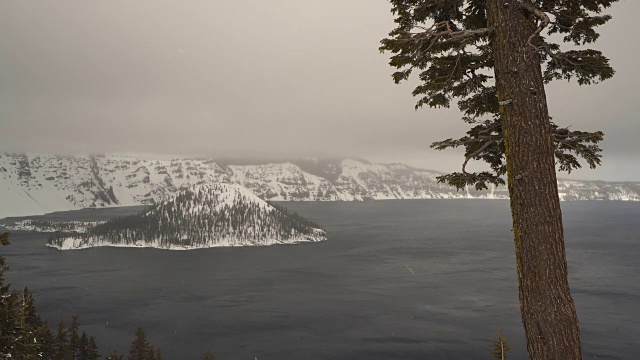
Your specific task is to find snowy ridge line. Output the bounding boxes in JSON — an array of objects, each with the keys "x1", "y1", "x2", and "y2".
[{"x1": 1, "y1": 153, "x2": 639, "y2": 218}]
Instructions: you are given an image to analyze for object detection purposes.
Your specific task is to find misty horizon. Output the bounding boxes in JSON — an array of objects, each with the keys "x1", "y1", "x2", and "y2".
[
  {"x1": 3, "y1": 151, "x2": 640, "y2": 183},
  {"x1": 1, "y1": 1, "x2": 639, "y2": 182}
]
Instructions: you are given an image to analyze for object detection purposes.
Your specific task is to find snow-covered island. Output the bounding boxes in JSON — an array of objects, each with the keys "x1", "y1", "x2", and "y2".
[{"x1": 47, "y1": 183, "x2": 326, "y2": 251}]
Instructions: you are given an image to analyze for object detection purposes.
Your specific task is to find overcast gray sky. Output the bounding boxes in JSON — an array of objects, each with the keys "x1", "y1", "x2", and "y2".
[{"x1": 0, "y1": 0, "x2": 638, "y2": 181}]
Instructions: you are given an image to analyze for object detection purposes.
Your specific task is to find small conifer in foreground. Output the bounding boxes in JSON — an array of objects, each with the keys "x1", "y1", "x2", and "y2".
[{"x1": 490, "y1": 332, "x2": 512, "y2": 360}]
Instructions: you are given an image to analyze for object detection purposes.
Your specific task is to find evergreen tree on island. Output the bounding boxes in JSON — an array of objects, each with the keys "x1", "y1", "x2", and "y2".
[{"x1": 380, "y1": 1, "x2": 618, "y2": 359}]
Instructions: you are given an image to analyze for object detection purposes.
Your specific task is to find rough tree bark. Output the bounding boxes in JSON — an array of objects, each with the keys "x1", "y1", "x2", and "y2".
[{"x1": 485, "y1": 1, "x2": 582, "y2": 359}]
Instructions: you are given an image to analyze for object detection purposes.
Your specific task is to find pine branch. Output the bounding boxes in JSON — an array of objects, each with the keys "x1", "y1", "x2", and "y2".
[
  {"x1": 382, "y1": 0, "x2": 614, "y2": 192},
  {"x1": 514, "y1": 0, "x2": 551, "y2": 48},
  {"x1": 510, "y1": 1, "x2": 616, "y2": 84},
  {"x1": 431, "y1": 120, "x2": 604, "y2": 190},
  {"x1": 436, "y1": 171, "x2": 505, "y2": 191}
]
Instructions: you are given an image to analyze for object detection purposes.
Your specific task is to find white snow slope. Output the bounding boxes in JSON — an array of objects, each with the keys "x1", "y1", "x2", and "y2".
[
  {"x1": 1, "y1": 153, "x2": 639, "y2": 218},
  {"x1": 47, "y1": 183, "x2": 326, "y2": 250}
]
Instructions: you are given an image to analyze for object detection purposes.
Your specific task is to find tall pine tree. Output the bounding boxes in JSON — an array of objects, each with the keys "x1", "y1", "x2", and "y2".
[
  {"x1": 87, "y1": 336, "x2": 101, "y2": 360},
  {"x1": 14, "y1": 287, "x2": 43, "y2": 358},
  {"x1": 39, "y1": 322, "x2": 57, "y2": 360},
  {"x1": 128, "y1": 327, "x2": 155, "y2": 360},
  {"x1": 69, "y1": 315, "x2": 81, "y2": 359},
  {"x1": 0, "y1": 232, "x2": 18, "y2": 358},
  {"x1": 380, "y1": 1, "x2": 618, "y2": 359},
  {"x1": 54, "y1": 320, "x2": 72, "y2": 359}
]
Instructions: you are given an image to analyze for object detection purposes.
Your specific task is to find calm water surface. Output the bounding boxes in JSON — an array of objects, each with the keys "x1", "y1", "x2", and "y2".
[{"x1": 2, "y1": 200, "x2": 639, "y2": 359}]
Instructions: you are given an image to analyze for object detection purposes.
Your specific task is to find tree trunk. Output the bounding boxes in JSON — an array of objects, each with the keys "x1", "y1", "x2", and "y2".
[{"x1": 485, "y1": 1, "x2": 582, "y2": 359}]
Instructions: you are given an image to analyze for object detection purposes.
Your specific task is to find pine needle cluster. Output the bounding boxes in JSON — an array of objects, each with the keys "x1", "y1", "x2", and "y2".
[{"x1": 380, "y1": 0, "x2": 617, "y2": 190}]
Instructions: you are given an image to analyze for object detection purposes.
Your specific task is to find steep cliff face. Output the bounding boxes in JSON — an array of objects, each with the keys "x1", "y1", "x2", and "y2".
[{"x1": 1, "y1": 153, "x2": 639, "y2": 218}]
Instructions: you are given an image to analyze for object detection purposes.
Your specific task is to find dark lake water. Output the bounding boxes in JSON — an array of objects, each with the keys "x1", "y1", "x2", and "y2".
[{"x1": 2, "y1": 200, "x2": 639, "y2": 359}]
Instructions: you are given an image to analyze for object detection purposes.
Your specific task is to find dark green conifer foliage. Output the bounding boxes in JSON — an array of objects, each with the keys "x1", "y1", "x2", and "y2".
[
  {"x1": 0, "y1": 233, "x2": 18, "y2": 358},
  {"x1": 128, "y1": 327, "x2": 153, "y2": 360},
  {"x1": 0, "y1": 232, "x2": 10, "y2": 294},
  {"x1": 55, "y1": 320, "x2": 72, "y2": 359},
  {"x1": 87, "y1": 336, "x2": 100, "y2": 360},
  {"x1": 201, "y1": 351, "x2": 215, "y2": 360},
  {"x1": 380, "y1": 0, "x2": 615, "y2": 190},
  {"x1": 0, "y1": 295, "x2": 19, "y2": 357},
  {"x1": 14, "y1": 287, "x2": 43, "y2": 358},
  {"x1": 145, "y1": 348, "x2": 153, "y2": 360},
  {"x1": 70, "y1": 315, "x2": 81, "y2": 359},
  {"x1": 39, "y1": 322, "x2": 57, "y2": 360},
  {"x1": 0, "y1": 232, "x2": 8, "y2": 246},
  {"x1": 80, "y1": 332, "x2": 90, "y2": 359}
]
